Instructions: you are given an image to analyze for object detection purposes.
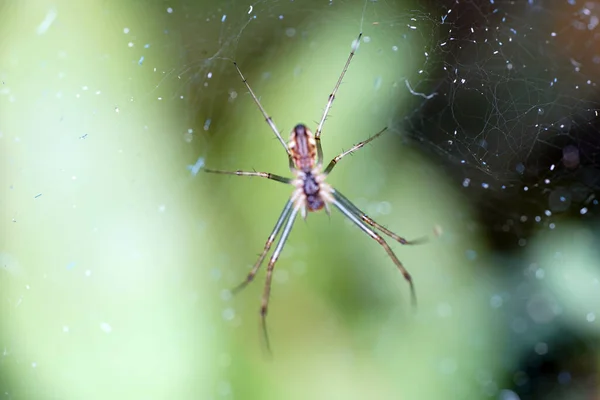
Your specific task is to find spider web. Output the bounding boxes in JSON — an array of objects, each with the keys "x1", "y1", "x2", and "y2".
[{"x1": 399, "y1": 0, "x2": 600, "y2": 244}]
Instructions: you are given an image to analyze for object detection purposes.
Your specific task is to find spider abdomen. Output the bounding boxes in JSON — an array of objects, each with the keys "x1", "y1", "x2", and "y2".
[{"x1": 303, "y1": 172, "x2": 325, "y2": 211}]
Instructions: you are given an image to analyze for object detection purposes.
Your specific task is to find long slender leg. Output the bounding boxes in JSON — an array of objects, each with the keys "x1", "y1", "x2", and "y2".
[
  {"x1": 204, "y1": 168, "x2": 291, "y2": 184},
  {"x1": 333, "y1": 190, "x2": 427, "y2": 245},
  {"x1": 316, "y1": 136, "x2": 324, "y2": 169},
  {"x1": 315, "y1": 32, "x2": 362, "y2": 142},
  {"x1": 232, "y1": 200, "x2": 294, "y2": 294},
  {"x1": 324, "y1": 127, "x2": 388, "y2": 175},
  {"x1": 260, "y1": 205, "x2": 300, "y2": 350},
  {"x1": 332, "y1": 196, "x2": 417, "y2": 307},
  {"x1": 233, "y1": 62, "x2": 291, "y2": 157}
]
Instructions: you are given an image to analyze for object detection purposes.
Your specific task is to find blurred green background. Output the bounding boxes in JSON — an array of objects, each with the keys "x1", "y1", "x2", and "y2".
[{"x1": 1, "y1": 0, "x2": 598, "y2": 399}]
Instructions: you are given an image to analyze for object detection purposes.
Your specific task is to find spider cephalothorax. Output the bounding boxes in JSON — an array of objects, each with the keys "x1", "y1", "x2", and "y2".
[
  {"x1": 204, "y1": 32, "x2": 424, "y2": 350},
  {"x1": 289, "y1": 124, "x2": 317, "y2": 172}
]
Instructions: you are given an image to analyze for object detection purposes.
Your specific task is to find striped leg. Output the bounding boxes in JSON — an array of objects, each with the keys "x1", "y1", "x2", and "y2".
[
  {"x1": 260, "y1": 204, "x2": 300, "y2": 351},
  {"x1": 324, "y1": 127, "x2": 388, "y2": 175},
  {"x1": 232, "y1": 200, "x2": 294, "y2": 294},
  {"x1": 332, "y1": 189, "x2": 427, "y2": 245},
  {"x1": 332, "y1": 192, "x2": 417, "y2": 308},
  {"x1": 233, "y1": 62, "x2": 291, "y2": 157},
  {"x1": 204, "y1": 168, "x2": 291, "y2": 184}
]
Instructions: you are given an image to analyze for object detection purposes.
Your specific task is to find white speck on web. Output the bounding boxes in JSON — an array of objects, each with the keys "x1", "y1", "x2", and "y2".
[
  {"x1": 36, "y1": 9, "x2": 57, "y2": 35},
  {"x1": 373, "y1": 76, "x2": 382, "y2": 91},
  {"x1": 535, "y1": 268, "x2": 545, "y2": 279},
  {"x1": 490, "y1": 295, "x2": 503, "y2": 308},
  {"x1": 187, "y1": 157, "x2": 205, "y2": 176},
  {"x1": 100, "y1": 322, "x2": 112, "y2": 333},
  {"x1": 587, "y1": 312, "x2": 596, "y2": 322}
]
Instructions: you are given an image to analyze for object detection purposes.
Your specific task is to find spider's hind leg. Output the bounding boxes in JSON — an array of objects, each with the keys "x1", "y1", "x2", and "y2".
[{"x1": 232, "y1": 199, "x2": 294, "y2": 295}]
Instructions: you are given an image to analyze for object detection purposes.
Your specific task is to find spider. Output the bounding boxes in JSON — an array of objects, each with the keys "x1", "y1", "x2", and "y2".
[{"x1": 205, "y1": 32, "x2": 424, "y2": 347}]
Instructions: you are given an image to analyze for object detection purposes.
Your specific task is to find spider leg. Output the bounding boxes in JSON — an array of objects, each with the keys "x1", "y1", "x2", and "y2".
[
  {"x1": 316, "y1": 135, "x2": 324, "y2": 169},
  {"x1": 233, "y1": 62, "x2": 291, "y2": 157},
  {"x1": 331, "y1": 193, "x2": 417, "y2": 308},
  {"x1": 324, "y1": 127, "x2": 388, "y2": 175},
  {"x1": 260, "y1": 204, "x2": 300, "y2": 351},
  {"x1": 332, "y1": 189, "x2": 427, "y2": 245},
  {"x1": 232, "y1": 199, "x2": 294, "y2": 295},
  {"x1": 315, "y1": 32, "x2": 362, "y2": 142},
  {"x1": 204, "y1": 168, "x2": 291, "y2": 184}
]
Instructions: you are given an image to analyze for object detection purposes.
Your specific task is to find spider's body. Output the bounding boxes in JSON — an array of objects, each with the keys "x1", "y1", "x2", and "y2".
[
  {"x1": 203, "y1": 32, "x2": 424, "y2": 349},
  {"x1": 289, "y1": 124, "x2": 333, "y2": 216}
]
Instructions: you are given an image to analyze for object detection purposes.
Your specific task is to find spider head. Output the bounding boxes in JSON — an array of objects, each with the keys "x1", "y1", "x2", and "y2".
[{"x1": 288, "y1": 124, "x2": 317, "y2": 171}]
